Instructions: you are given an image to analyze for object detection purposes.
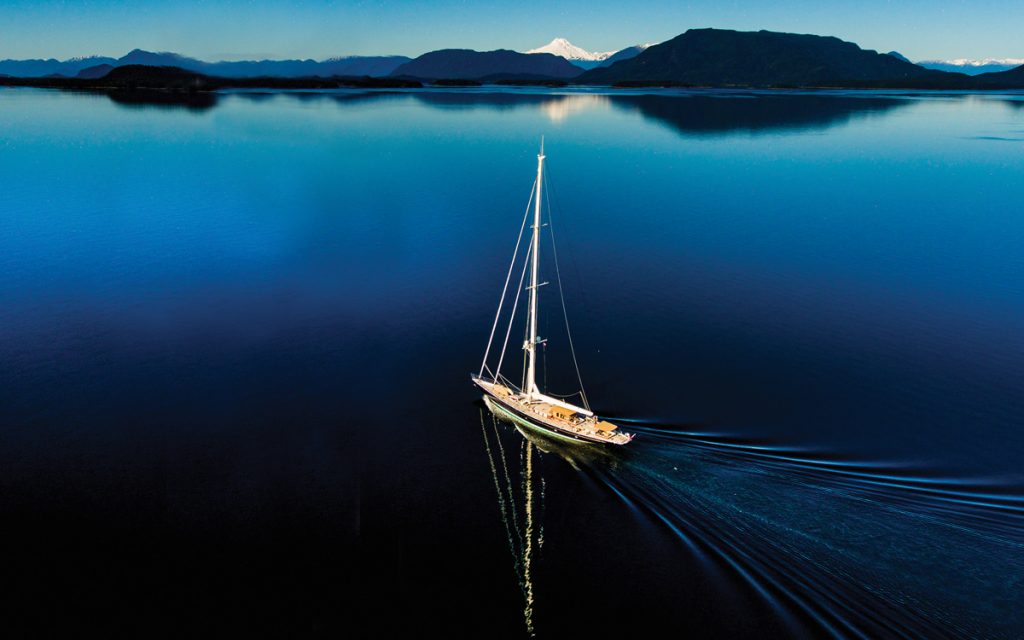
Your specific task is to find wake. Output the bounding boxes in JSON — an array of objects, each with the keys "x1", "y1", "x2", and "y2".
[{"x1": 583, "y1": 420, "x2": 1024, "y2": 639}]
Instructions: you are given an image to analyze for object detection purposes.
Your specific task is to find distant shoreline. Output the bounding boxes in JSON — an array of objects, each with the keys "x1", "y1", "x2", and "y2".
[
  {"x1": 0, "y1": 72, "x2": 422, "y2": 91},
  {"x1": 4, "y1": 65, "x2": 1024, "y2": 95},
  {"x1": 5, "y1": 81, "x2": 1024, "y2": 95}
]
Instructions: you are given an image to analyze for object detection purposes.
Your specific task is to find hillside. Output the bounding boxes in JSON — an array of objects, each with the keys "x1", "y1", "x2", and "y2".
[
  {"x1": 77, "y1": 64, "x2": 115, "y2": 79},
  {"x1": 972, "y1": 63, "x2": 1024, "y2": 87},
  {"x1": 596, "y1": 44, "x2": 652, "y2": 68},
  {"x1": 391, "y1": 49, "x2": 581, "y2": 80},
  {"x1": 578, "y1": 29, "x2": 961, "y2": 87}
]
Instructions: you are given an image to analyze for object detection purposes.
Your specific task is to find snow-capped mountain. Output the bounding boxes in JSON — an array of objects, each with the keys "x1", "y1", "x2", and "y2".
[
  {"x1": 525, "y1": 38, "x2": 658, "y2": 70},
  {"x1": 917, "y1": 58, "x2": 1024, "y2": 75},
  {"x1": 526, "y1": 38, "x2": 616, "y2": 62}
]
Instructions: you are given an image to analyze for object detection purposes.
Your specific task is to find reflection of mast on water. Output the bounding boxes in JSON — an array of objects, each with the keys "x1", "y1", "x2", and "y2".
[
  {"x1": 480, "y1": 409, "x2": 544, "y2": 637},
  {"x1": 479, "y1": 399, "x2": 624, "y2": 636}
]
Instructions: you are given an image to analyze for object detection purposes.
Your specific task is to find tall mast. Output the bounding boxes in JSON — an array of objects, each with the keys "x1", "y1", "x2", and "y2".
[{"x1": 524, "y1": 139, "x2": 545, "y2": 398}]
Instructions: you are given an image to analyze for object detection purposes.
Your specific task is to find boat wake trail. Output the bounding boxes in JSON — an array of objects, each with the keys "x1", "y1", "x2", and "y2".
[{"x1": 584, "y1": 421, "x2": 1024, "y2": 639}]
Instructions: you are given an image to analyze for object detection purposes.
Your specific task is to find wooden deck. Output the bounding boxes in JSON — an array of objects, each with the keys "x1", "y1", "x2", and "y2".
[{"x1": 474, "y1": 377, "x2": 633, "y2": 446}]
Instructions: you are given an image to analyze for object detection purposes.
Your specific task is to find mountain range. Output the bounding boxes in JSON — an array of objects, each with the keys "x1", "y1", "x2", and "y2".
[
  {"x1": 917, "y1": 58, "x2": 1024, "y2": 75},
  {"x1": 0, "y1": 50, "x2": 410, "y2": 78},
  {"x1": 2, "y1": 30, "x2": 1023, "y2": 90},
  {"x1": 0, "y1": 39, "x2": 651, "y2": 78},
  {"x1": 5, "y1": 37, "x2": 1019, "y2": 80}
]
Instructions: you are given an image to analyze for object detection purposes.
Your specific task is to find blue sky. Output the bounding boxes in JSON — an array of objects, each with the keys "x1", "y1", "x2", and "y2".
[{"x1": 2, "y1": 0, "x2": 1023, "y2": 61}]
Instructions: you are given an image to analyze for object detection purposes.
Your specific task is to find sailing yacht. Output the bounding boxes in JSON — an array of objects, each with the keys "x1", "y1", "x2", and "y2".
[{"x1": 472, "y1": 141, "x2": 634, "y2": 446}]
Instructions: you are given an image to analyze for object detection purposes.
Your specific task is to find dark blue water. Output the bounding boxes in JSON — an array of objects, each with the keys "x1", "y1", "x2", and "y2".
[{"x1": 1, "y1": 87, "x2": 1022, "y2": 637}]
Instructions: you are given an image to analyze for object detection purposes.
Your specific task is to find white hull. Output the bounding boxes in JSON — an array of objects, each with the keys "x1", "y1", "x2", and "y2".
[
  {"x1": 484, "y1": 396, "x2": 592, "y2": 446},
  {"x1": 473, "y1": 376, "x2": 633, "y2": 446}
]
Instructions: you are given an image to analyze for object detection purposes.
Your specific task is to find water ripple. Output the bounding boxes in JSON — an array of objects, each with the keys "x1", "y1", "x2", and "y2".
[{"x1": 584, "y1": 419, "x2": 1023, "y2": 638}]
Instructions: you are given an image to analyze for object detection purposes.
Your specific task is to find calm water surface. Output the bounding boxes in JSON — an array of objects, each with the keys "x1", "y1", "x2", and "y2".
[{"x1": 1, "y1": 87, "x2": 1023, "y2": 637}]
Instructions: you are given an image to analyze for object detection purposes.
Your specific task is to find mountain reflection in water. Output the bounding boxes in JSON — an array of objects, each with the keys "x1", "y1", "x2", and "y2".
[
  {"x1": 607, "y1": 92, "x2": 906, "y2": 135},
  {"x1": 98, "y1": 88, "x2": 912, "y2": 137}
]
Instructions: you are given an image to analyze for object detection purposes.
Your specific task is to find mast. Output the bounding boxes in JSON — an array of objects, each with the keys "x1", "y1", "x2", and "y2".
[{"x1": 524, "y1": 139, "x2": 545, "y2": 398}]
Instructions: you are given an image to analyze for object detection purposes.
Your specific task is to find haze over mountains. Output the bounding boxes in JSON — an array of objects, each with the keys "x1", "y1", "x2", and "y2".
[{"x1": 2, "y1": 29, "x2": 1023, "y2": 89}]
